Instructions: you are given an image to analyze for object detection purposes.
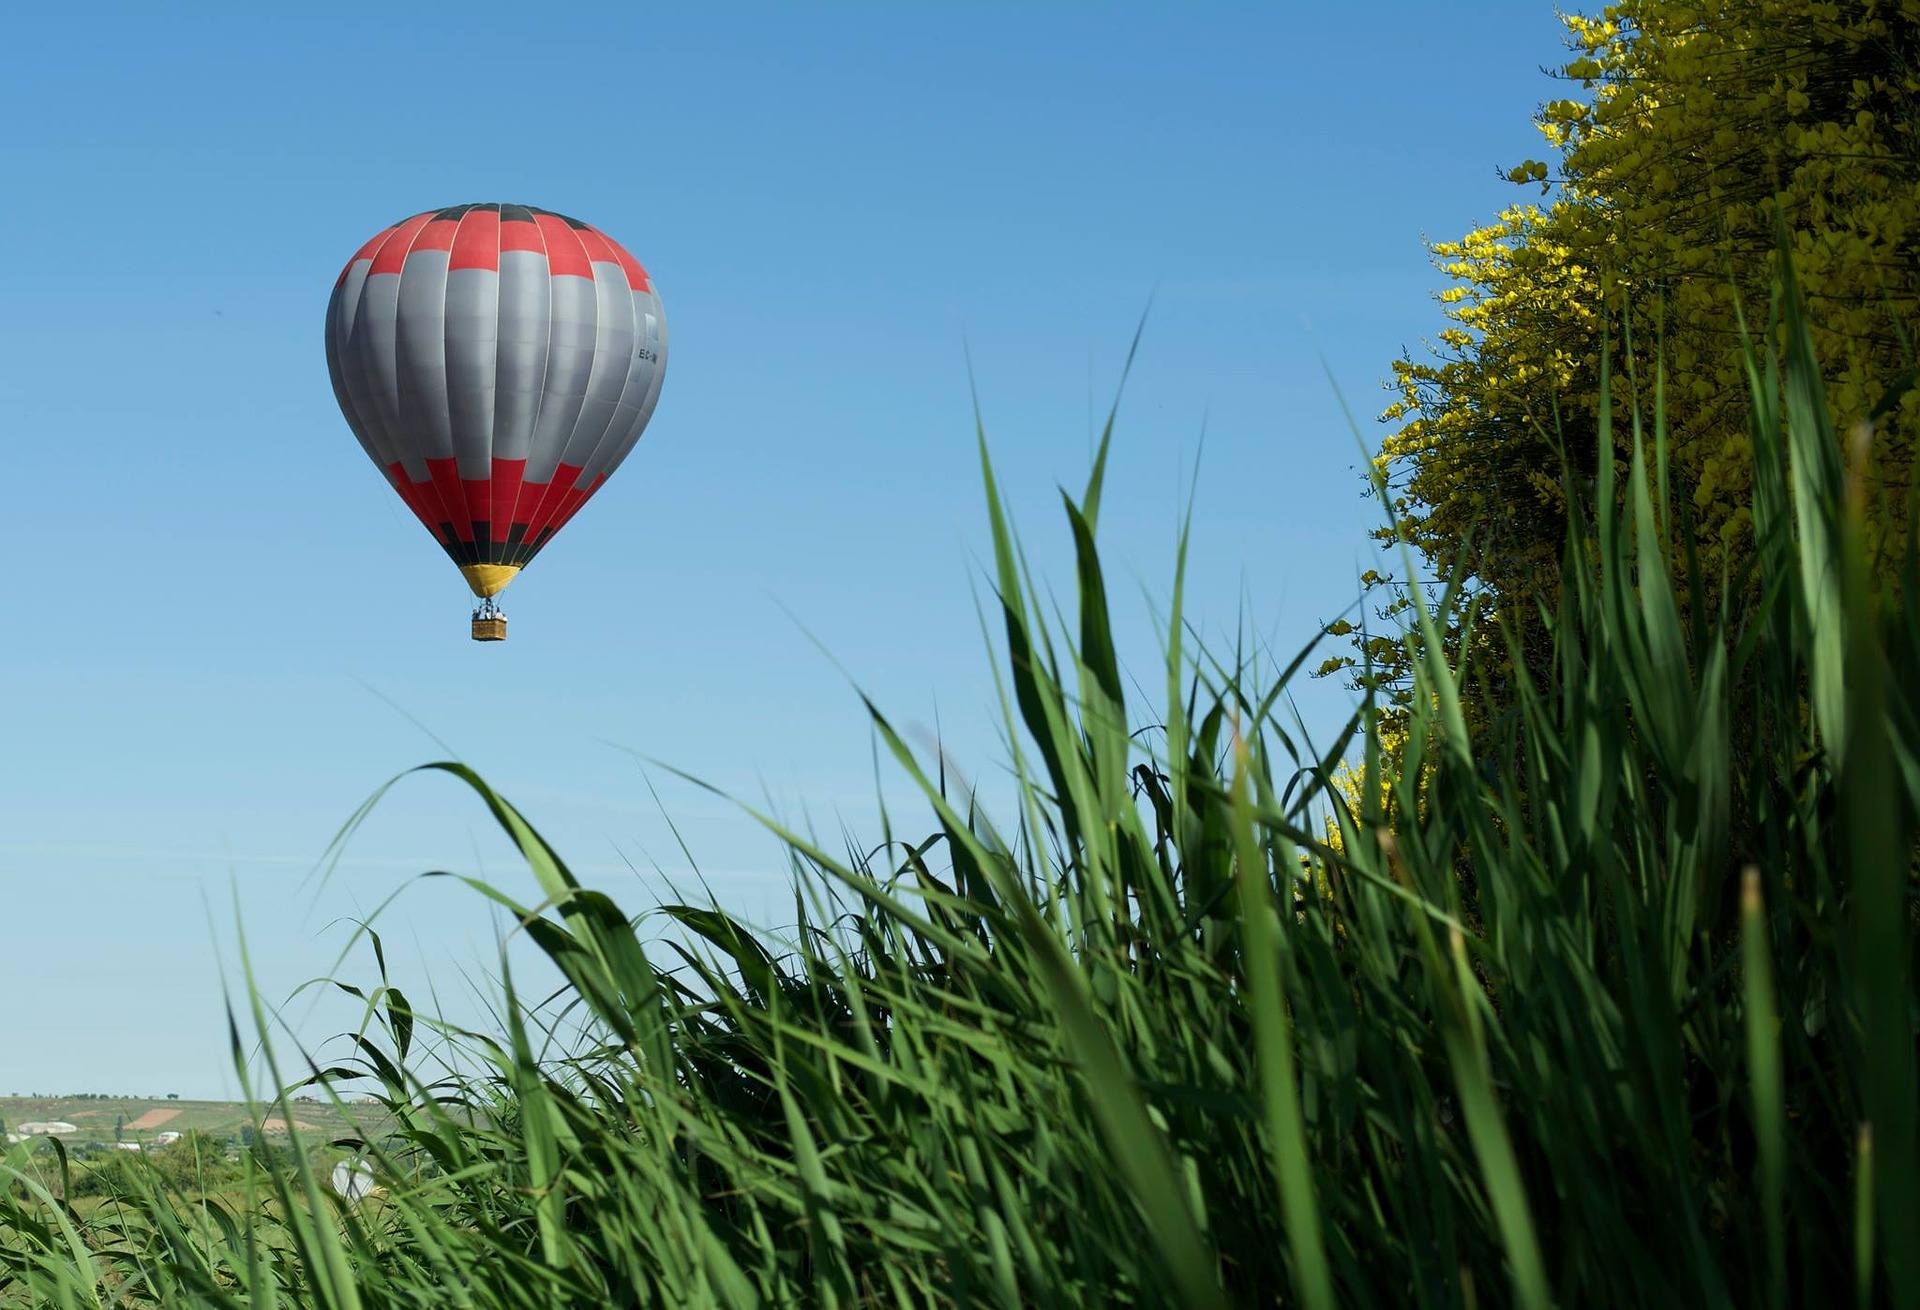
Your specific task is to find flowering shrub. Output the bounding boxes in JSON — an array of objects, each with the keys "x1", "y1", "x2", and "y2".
[{"x1": 1343, "y1": 0, "x2": 1920, "y2": 702}]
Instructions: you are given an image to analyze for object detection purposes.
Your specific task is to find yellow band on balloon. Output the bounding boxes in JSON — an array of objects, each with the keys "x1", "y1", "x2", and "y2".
[{"x1": 460, "y1": 564, "x2": 521, "y2": 598}]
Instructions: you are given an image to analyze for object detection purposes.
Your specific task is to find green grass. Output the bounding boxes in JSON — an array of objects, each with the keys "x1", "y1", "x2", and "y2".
[{"x1": 1, "y1": 276, "x2": 1914, "y2": 1306}]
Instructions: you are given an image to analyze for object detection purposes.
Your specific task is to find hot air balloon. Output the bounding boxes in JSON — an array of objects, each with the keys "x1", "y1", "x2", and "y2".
[{"x1": 325, "y1": 203, "x2": 667, "y2": 641}]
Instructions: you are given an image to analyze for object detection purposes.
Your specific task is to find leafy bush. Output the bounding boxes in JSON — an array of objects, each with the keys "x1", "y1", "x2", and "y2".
[{"x1": 1356, "y1": 0, "x2": 1920, "y2": 714}]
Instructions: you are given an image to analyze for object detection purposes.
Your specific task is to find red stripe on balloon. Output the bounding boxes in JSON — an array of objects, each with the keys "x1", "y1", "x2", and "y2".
[
  {"x1": 516, "y1": 463, "x2": 588, "y2": 543},
  {"x1": 337, "y1": 223, "x2": 399, "y2": 286},
  {"x1": 425, "y1": 458, "x2": 472, "y2": 541},
  {"x1": 573, "y1": 226, "x2": 616, "y2": 268},
  {"x1": 577, "y1": 226, "x2": 652, "y2": 292},
  {"x1": 488, "y1": 459, "x2": 526, "y2": 540},
  {"x1": 461, "y1": 476, "x2": 491, "y2": 528},
  {"x1": 500, "y1": 216, "x2": 545, "y2": 255},
  {"x1": 601, "y1": 233, "x2": 651, "y2": 292},
  {"x1": 544, "y1": 472, "x2": 607, "y2": 539},
  {"x1": 449, "y1": 207, "x2": 501, "y2": 272},
  {"x1": 534, "y1": 214, "x2": 592, "y2": 278},
  {"x1": 411, "y1": 217, "x2": 459, "y2": 254},
  {"x1": 368, "y1": 212, "x2": 434, "y2": 277},
  {"x1": 511, "y1": 475, "x2": 560, "y2": 545},
  {"x1": 352, "y1": 225, "x2": 398, "y2": 263},
  {"x1": 386, "y1": 455, "x2": 615, "y2": 563},
  {"x1": 385, "y1": 463, "x2": 440, "y2": 533}
]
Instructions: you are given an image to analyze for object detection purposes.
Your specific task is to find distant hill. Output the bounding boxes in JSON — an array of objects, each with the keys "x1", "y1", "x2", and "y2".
[{"x1": 0, "y1": 1094, "x2": 377, "y2": 1150}]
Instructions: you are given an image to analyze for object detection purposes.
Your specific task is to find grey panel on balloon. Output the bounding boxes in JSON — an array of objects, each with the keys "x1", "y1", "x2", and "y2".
[
  {"x1": 581, "y1": 284, "x2": 659, "y2": 480},
  {"x1": 328, "y1": 257, "x2": 399, "y2": 466},
  {"x1": 555, "y1": 264, "x2": 639, "y2": 478},
  {"x1": 636, "y1": 290, "x2": 668, "y2": 427},
  {"x1": 608, "y1": 291, "x2": 669, "y2": 467},
  {"x1": 444, "y1": 267, "x2": 500, "y2": 479},
  {"x1": 395, "y1": 249, "x2": 454, "y2": 462},
  {"x1": 525, "y1": 275, "x2": 599, "y2": 481},
  {"x1": 349, "y1": 273, "x2": 423, "y2": 480},
  {"x1": 493, "y1": 250, "x2": 551, "y2": 463},
  {"x1": 334, "y1": 267, "x2": 397, "y2": 467},
  {"x1": 592, "y1": 290, "x2": 668, "y2": 480},
  {"x1": 325, "y1": 263, "x2": 396, "y2": 470}
]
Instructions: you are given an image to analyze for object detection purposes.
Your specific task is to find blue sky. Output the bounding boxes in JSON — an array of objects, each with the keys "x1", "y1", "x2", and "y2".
[{"x1": 0, "y1": 3, "x2": 1569, "y2": 1097}]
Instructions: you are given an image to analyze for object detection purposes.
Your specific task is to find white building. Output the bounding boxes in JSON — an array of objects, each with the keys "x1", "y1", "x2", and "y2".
[
  {"x1": 15, "y1": 1121, "x2": 77, "y2": 1136},
  {"x1": 331, "y1": 1159, "x2": 375, "y2": 1203}
]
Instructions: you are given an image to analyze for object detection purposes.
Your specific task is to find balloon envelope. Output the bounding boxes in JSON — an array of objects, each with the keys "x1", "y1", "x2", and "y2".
[{"x1": 325, "y1": 203, "x2": 667, "y2": 597}]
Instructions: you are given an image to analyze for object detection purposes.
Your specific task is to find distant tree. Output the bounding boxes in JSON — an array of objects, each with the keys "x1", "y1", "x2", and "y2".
[
  {"x1": 166, "y1": 1093, "x2": 180, "y2": 1101},
  {"x1": 113, "y1": 1114, "x2": 124, "y2": 1143},
  {"x1": 146, "y1": 1131, "x2": 234, "y2": 1189}
]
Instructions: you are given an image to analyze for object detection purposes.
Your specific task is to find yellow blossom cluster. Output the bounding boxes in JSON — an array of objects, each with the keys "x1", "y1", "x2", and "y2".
[{"x1": 1372, "y1": 0, "x2": 1919, "y2": 633}]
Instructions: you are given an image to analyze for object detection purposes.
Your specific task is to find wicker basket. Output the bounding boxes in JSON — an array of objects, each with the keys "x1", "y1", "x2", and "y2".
[{"x1": 471, "y1": 616, "x2": 508, "y2": 642}]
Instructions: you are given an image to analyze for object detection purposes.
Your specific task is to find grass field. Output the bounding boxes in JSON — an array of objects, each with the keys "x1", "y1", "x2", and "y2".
[{"x1": 2, "y1": 288, "x2": 1915, "y2": 1306}]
